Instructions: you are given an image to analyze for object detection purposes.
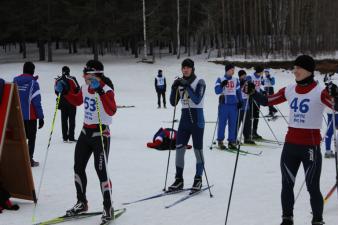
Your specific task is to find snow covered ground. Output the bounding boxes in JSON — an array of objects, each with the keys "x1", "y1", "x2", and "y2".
[{"x1": 0, "y1": 54, "x2": 337, "y2": 225}]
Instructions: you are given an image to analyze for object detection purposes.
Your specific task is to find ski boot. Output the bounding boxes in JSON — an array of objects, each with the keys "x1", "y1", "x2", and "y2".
[
  {"x1": 218, "y1": 141, "x2": 227, "y2": 150},
  {"x1": 68, "y1": 138, "x2": 77, "y2": 143},
  {"x1": 168, "y1": 177, "x2": 184, "y2": 192},
  {"x1": 312, "y1": 220, "x2": 325, "y2": 225},
  {"x1": 252, "y1": 133, "x2": 263, "y2": 140},
  {"x1": 101, "y1": 206, "x2": 114, "y2": 224},
  {"x1": 228, "y1": 142, "x2": 237, "y2": 150},
  {"x1": 280, "y1": 216, "x2": 293, "y2": 225},
  {"x1": 190, "y1": 176, "x2": 202, "y2": 194},
  {"x1": 324, "y1": 150, "x2": 335, "y2": 158},
  {"x1": 66, "y1": 201, "x2": 88, "y2": 216},
  {"x1": 244, "y1": 139, "x2": 256, "y2": 145},
  {"x1": 30, "y1": 159, "x2": 40, "y2": 167}
]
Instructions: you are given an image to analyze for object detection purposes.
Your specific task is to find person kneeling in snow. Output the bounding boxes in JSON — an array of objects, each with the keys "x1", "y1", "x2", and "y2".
[{"x1": 147, "y1": 127, "x2": 192, "y2": 150}]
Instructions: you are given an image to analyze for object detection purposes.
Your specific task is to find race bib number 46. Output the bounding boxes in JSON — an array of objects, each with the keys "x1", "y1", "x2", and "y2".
[{"x1": 290, "y1": 97, "x2": 310, "y2": 124}]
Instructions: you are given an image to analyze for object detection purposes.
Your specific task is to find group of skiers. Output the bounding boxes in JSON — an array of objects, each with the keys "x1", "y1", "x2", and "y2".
[
  {"x1": 167, "y1": 55, "x2": 337, "y2": 225},
  {"x1": 215, "y1": 64, "x2": 278, "y2": 150},
  {"x1": 2, "y1": 55, "x2": 338, "y2": 225}
]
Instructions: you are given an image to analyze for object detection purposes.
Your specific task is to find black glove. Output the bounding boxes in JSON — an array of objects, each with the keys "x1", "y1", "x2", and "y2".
[
  {"x1": 172, "y1": 79, "x2": 181, "y2": 89},
  {"x1": 38, "y1": 119, "x2": 44, "y2": 129},
  {"x1": 219, "y1": 95, "x2": 225, "y2": 104},
  {"x1": 221, "y1": 80, "x2": 228, "y2": 87},
  {"x1": 244, "y1": 81, "x2": 256, "y2": 95},
  {"x1": 262, "y1": 90, "x2": 267, "y2": 96},
  {"x1": 327, "y1": 82, "x2": 338, "y2": 97},
  {"x1": 179, "y1": 79, "x2": 189, "y2": 87},
  {"x1": 237, "y1": 101, "x2": 243, "y2": 109}
]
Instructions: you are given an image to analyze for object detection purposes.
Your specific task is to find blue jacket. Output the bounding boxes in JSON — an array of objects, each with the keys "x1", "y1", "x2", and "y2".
[
  {"x1": 13, "y1": 74, "x2": 44, "y2": 120},
  {"x1": 215, "y1": 75, "x2": 242, "y2": 104}
]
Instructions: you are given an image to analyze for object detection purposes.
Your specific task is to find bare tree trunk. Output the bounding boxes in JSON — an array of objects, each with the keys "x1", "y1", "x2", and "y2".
[
  {"x1": 47, "y1": 0, "x2": 52, "y2": 62},
  {"x1": 177, "y1": 0, "x2": 181, "y2": 59},
  {"x1": 38, "y1": 40, "x2": 45, "y2": 61},
  {"x1": 142, "y1": 0, "x2": 148, "y2": 60},
  {"x1": 222, "y1": 0, "x2": 226, "y2": 58},
  {"x1": 47, "y1": 41, "x2": 52, "y2": 62},
  {"x1": 73, "y1": 41, "x2": 78, "y2": 53},
  {"x1": 187, "y1": 0, "x2": 191, "y2": 56},
  {"x1": 22, "y1": 41, "x2": 27, "y2": 59},
  {"x1": 93, "y1": 41, "x2": 98, "y2": 60}
]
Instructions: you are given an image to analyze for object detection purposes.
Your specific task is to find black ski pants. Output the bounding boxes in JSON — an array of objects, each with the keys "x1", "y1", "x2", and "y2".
[
  {"x1": 157, "y1": 91, "x2": 166, "y2": 107},
  {"x1": 24, "y1": 120, "x2": 37, "y2": 160},
  {"x1": 73, "y1": 126, "x2": 112, "y2": 208},
  {"x1": 61, "y1": 106, "x2": 76, "y2": 141},
  {"x1": 280, "y1": 143, "x2": 323, "y2": 222},
  {"x1": 252, "y1": 100, "x2": 260, "y2": 135}
]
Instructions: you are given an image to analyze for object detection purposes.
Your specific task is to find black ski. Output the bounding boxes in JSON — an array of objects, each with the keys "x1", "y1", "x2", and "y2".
[
  {"x1": 122, "y1": 188, "x2": 192, "y2": 205},
  {"x1": 33, "y1": 211, "x2": 102, "y2": 225},
  {"x1": 117, "y1": 105, "x2": 135, "y2": 108},
  {"x1": 255, "y1": 138, "x2": 284, "y2": 145},
  {"x1": 34, "y1": 208, "x2": 126, "y2": 225},
  {"x1": 211, "y1": 145, "x2": 262, "y2": 156},
  {"x1": 99, "y1": 208, "x2": 126, "y2": 225},
  {"x1": 267, "y1": 115, "x2": 279, "y2": 121},
  {"x1": 165, "y1": 185, "x2": 214, "y2": 209}
]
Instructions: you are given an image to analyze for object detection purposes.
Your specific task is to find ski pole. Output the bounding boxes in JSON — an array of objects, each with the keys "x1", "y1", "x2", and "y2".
[
  {"x1": 253, "y1": 100, "x2": 281, "y2": 145},
  {"x1": 209, "y1": 112, "x2": 219, "y2": 150},
  {"x1": 322, "y1": 114, "x2": 328, "y2": 126},
  {"x1": 322, "y1": 118, "x2": 333, "y2": 142},
  {"x1": 236, "y1": 108, "x2": 241, "y2": 144},
  {"x1": 331, "y1": 97, "x2": 338, "y2": 198},
  {"x1": 225, "y1": 96, "x2": 250, "y2": 225},
  {"x1": 95, "y1": 93, "x2": 114, "y2": 211},
  {"x1": 162, "y1": 88, "x2": 179, "y2": 191},
  {"x1": 250, "y1": 99, "x2": 254, "y2": 140},
  {"x1": 295, "y1": 174, "x2": 308, "y2": 204},
  {"x1": 185, "y1": 90, "x2": 213, "y2": 198},
  {"x1": 324, "y1": 183, "x2": 337, "y2": 204},
  {"x1": 32, "y1": 93, "x2": 61, "y2": 223},
  {"x1": 275, "y1": 105, "x2": 289, "y2": 125}
]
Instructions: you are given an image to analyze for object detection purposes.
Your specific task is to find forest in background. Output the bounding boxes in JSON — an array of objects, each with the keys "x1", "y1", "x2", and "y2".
[{"x1": 0, "y1": 0, "x2": 338, "y2": 62}]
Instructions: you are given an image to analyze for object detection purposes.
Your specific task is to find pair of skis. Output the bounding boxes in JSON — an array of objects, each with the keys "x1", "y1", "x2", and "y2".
[
  {"x1": 123, "y1": 185, "x2": 213, "y2": 208},
  {"x1": 211, "y1": 144, "x2": 263, "y2": 156},
  {"x1": 34, "y1": 208, "x2": 126, "y2": 225}
]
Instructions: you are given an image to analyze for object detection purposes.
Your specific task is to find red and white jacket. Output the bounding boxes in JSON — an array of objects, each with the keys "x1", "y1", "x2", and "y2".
[
  {"x1": 65, "y1": 81, "x2": 116, "y2": 129},
  {"x1": 254, "y1": 81, "x2": 334, "y2": 145}
]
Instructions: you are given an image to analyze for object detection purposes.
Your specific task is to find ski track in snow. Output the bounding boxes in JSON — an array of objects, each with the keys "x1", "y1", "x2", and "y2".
[{"x1": 0, "y1": 54, "x2": 337, "y2": 225}]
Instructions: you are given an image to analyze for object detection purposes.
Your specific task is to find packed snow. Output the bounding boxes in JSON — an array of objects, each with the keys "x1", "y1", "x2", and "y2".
[{"x1": 0, "y1": 53, "x2": 337, "y2": 225}]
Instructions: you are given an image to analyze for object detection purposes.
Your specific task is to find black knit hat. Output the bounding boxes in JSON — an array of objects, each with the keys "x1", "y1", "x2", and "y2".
[
  {"x1": 238, "y1": 70, "x2": 246, "y2": 77},
  {"x1": 254, "y1": 66, "x2": 264, "y2": 73},
  {"x1": 225, "y1": 64, "x2": 235, "y2": 72},
  {"x1": 294, "y1": 55, "x2": 315, "y2": 73},
  {"x1": 84, "y1": 60, "x2": 104, "y2": 76},
  {"x1": 23, "y1": 61, "x2": 35, "y2": 75},
  {"x1": 62, "y1": 66, "x2": 70, "y2": 76},
  {"x1": 181, "y1": 58, "x2": 194, "y2": 69}
]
